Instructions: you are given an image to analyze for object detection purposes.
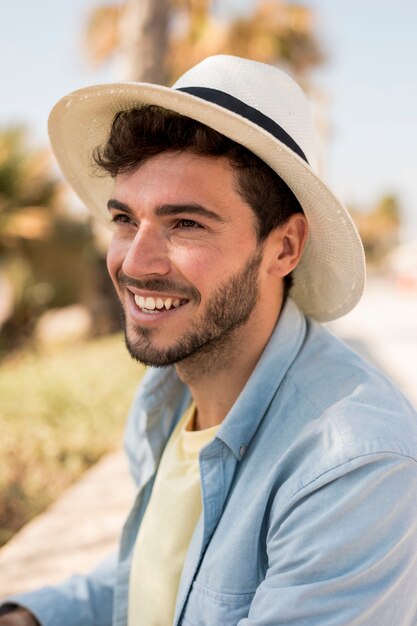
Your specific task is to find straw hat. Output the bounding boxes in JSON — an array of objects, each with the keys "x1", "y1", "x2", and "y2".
[{"x1": 48, "y1": 54, "x2": 365, "y2": 322}]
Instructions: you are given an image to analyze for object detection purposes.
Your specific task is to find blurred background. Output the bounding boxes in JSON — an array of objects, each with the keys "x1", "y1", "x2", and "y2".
[{"x1": 0, "y1": 0, "x2": 416, "y2": 546}]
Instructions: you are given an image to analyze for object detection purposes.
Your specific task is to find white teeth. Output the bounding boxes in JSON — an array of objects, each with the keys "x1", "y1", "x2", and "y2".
[{"x1": 134, "y1": 294, "x2": 184, "y2": 312}]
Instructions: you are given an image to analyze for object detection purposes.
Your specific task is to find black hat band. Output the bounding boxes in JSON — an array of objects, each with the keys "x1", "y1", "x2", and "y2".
[{"x1": 176, "y1": 86, "x2": 309, "y2": 164}]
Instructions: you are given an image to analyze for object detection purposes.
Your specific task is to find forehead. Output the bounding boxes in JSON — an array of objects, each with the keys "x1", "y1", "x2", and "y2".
[
  {"x1": 112, "y1": 151, "x2": 254, "y2": 219},
  {"x1": 114, "y1": 151, "x2": 233, "y2": 190}
]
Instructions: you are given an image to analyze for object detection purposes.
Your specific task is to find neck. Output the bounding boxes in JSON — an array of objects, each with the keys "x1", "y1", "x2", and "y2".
[{"x1": 175, "y1": 305, "x2": 281, "y2": 430}]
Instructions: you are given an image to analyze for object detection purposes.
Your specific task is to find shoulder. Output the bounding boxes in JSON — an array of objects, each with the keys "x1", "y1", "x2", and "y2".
[
  {"x1": 253, "y1": 319, "x2": 417, "y2": 503},
  {"x1": 290, "y1": 318, "x2": 417, "y2": 458}
]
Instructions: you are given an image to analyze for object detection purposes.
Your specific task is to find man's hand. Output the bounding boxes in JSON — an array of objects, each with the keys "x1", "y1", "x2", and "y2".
[{"x1": 0, "y1": 609, "x2": 40, "y2": 626}]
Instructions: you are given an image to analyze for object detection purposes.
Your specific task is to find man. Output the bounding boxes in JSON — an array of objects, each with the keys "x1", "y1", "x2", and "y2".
[{"x1": 1, "y1": 55, "x2": 417, "y2": 625}]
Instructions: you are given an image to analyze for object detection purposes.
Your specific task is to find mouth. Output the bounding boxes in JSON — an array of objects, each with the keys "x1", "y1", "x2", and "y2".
[{"x1": 132, "y1": 293, "x2": 189, "y2": 315}]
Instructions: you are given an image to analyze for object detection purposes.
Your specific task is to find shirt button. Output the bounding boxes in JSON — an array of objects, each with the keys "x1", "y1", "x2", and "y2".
[{"x1": 239, "y1": 444, "x2": 247, "y2": 458}]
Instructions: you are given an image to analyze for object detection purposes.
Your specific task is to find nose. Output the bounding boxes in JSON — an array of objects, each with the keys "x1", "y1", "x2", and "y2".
[{"x1": 121, "y1": 224, "x2": 171, "y2": 279}]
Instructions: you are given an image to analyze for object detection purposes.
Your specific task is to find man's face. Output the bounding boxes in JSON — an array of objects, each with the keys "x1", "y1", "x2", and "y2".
[{"x1": 106, "y1": 151, "x2": 274, "y2": 368}]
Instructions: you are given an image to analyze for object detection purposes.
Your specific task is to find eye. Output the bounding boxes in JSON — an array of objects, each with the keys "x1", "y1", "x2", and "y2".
[
  {"x1": 110, "y1": 212, "x2": 134, "y2": 226},
  {"x1": 176, "y1": 218, "x2": 203, "y2": 229}
]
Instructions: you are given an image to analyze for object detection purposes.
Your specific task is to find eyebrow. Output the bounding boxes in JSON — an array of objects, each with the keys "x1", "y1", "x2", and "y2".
[
  {"x1": 107, "y1": 199, "x2": 225, "y2": 223},
  {"x1": 155, "y1": 203, "x2": 225, "y2": 223},
  {"x1": 107, "y1": 199, "x2": 133, "y2": 214}
]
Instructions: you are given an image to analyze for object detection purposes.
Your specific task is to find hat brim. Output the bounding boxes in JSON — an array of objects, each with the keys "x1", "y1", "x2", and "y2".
[{"x1": 48, "y1": 82, "x2": 365, "y2": 322}]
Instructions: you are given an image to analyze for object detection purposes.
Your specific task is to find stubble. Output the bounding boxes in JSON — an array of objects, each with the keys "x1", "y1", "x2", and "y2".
[{"x1": 120, "y1": 249, "x2": 263, "y2": 373}]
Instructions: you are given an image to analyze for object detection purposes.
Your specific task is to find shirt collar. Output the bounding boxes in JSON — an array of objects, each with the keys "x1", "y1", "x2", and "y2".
[{"x1": 216, "y1": 297, "x2": 307, "y2": 459}]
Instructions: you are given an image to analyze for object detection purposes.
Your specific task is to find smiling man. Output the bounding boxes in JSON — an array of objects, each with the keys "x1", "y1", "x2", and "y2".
[
  {"x1": 107, "y1": 153, "x2": 284, "y2": 374},
  {"x1": 2, "y1": 55, "x2": 417, "y2": 626}
]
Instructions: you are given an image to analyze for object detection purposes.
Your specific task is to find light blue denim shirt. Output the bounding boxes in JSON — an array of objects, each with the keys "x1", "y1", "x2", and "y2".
[{"x1": 5, "y1": 298, "x2": 417, "y2": 625}]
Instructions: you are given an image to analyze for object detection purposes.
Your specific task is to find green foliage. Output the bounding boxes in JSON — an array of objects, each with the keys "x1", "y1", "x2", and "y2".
[
  {"x1": 375, "y1": 194, "x2": 400, "y2": 225},
  {"x1": 0, "y1": 334, "x2": 144, "y2": 546},
  {"x1": 0, "y1": 125, "x2": 114, "y2": 353},
  {"x1": 0, "y1": 126, "x2": 56, "y2": 216},
  {"x1": 350, "y1": 192, "x2": 402, "y2": 266}
]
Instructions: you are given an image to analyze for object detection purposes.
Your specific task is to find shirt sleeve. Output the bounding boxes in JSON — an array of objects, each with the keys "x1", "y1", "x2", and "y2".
[
  {"x1": 239, "y1": 452, "x2": 417, "y2": 625},
  {"x1": 1, "y1": 552, "x2": 116, "y2": 626}
]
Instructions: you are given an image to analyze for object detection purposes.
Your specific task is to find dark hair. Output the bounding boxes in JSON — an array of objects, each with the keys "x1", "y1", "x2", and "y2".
[{"x1": 93, "y1": 105, "x2": 304, "y2": 293}]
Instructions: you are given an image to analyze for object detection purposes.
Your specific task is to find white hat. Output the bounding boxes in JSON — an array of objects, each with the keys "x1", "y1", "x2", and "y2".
[{"x1": 48, "y1": 54, "x2": 365, "y2": 322}]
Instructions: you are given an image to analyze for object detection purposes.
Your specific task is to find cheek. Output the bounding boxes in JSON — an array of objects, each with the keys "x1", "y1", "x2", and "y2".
[{"x1": 169, "y1": 245, "x2": 216, "y2": 284}]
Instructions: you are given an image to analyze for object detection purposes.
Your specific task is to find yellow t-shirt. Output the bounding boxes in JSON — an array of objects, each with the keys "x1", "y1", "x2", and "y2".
[{"x1": 128, "y1": 404, "x2": 219, "y2": 626}]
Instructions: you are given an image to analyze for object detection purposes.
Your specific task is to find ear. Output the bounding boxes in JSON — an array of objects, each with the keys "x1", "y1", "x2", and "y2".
[{"x1": 265, "y1": 213, "x2": 308, "y2": 278}]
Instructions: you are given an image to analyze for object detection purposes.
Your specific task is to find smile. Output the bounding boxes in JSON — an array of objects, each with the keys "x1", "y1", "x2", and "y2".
[{"x1": 134, "y1": 294, "x2": 188, "y2": 314}]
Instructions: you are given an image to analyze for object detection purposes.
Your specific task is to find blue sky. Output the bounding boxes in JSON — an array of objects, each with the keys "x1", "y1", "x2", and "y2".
[{"x1": 1, "y1": 0, "x2": 416, "y2": 237}]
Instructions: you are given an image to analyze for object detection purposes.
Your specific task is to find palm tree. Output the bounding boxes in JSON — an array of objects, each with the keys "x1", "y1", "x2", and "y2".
[
  {"x1": 170, "y1": 1, "x2": 323, "y2": 82},
  {"x1": 83, "y1": 0, "x2": 324, "y2": 84},
  {"x1": 0, "y1": 127, "x2": 57, "y2": 249},
  {"x1": 85, "y1": 0, "x2": 170, "y2": 83}
]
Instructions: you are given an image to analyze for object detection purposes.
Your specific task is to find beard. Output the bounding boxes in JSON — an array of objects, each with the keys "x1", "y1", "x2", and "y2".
[{"x1": 119, "y1": 249, "x2": 263, "y2": 369}]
